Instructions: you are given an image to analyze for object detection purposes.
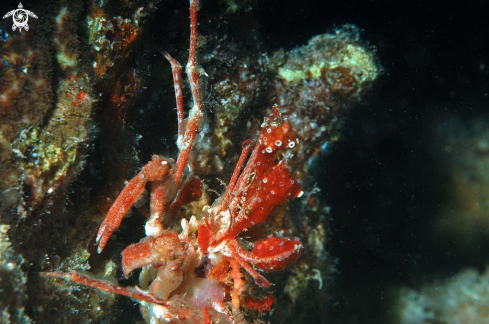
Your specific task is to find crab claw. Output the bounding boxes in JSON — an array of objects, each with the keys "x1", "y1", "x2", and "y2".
[
  {"x1": 250, "y1": 236, "x2": 303, "y2": 272},
  {"x1": 96, "y1": 155, "x2": 171, "y2": 253},
  {"x1": 226, "y1": 236, "x2": 302, "y2": 288},
  {"x1": 41, "y1": 271, "x2": 170, "y2": 306}
]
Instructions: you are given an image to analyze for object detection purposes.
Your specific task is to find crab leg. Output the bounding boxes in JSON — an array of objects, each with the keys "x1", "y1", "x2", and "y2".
[
  {"x1": 228, "y1": 259, "x2": 245, "y2": 312},
  {"x1": 121, "y1": 230, "x2": 183, "y2": 278},
  {"x1": 227, "y1": 239, "x2": 271, "y2": 288},
  {"x1": 230, "y1": 143, "x2": 259, "y2": 203},
  {"x1": 202, "y1": 140, "x2": 253, "y2": 240},
  {"x1": 145, "y1": 174, "x2": 179, "y2": 237},
  {"x1": 221, "y1": 140, "x2": 253, "y2": 205},
  {"x1": 172, "y1": 0, "x2": 204, "y2": 186},
  {"x1": 173, "y1": 115, "x2": 202, "y2": 186},
  {"x1": 41, "y1": 272, "x2": 170, "y2": 306},
  {"x1": 96, "y1": 155, "x2": 171, "y2": 253},
  {"x1": 96, "y1": 173, "x2": 147, "y2": 253},
  {"x1": 41, "y1": 271, "x2": 203, "y2": 321},
  {"x1": 205, "y1": 140, "x2": 254, "y2": 233},
  {"x1": 165, "y1": 177, "x2": 203, "y2": 226},
  {"x1": 186, "y1": 0, "x2": 202, "y2": 113},
  {"x1": 212, "y1": 300, "x2": 240, "y2": 324}
]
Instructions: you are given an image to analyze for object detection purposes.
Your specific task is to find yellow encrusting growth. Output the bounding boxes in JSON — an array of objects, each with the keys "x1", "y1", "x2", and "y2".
[{"x1": 278, "y1": 25, "x2": 379, "y2": 97}]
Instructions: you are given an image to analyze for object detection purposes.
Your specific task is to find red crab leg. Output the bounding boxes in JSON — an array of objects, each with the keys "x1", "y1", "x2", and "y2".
[
  {"x1": 203, "y1": 306, "x2": 211, "y2": 324},
  {"x1": 96, "y1": 155, "x2": 171, "y2": 253},
  {"x1": 41, "y1": 272, "x2": 170, "y2": 306},
  {"x1": 242, "y1": 295, "x2": 275, "y2": 312},
  {"x1": 165, "y1": 177, "x2": 203, "y2": 226},
  {"x1": 147, "y1": 179, "x2": 166, "y2": 232},
  {"x1": 145, "y1": 174, "x2": 179, "y2": 237},
  {"x1": 43, "y1": 271, "x2": 203, "y2": 322},
  {"x1": 121, "y1": 230, "x2": 182, "y2": 278},
  {"x1": 205, "y1": 140, "x2": 254, "y2": 234},
  {"x1": 212, "y1": 300, "x2": 239, "y2": 324},
  {"x1": 203, "y1": 140, "x2": 253, "y2": 242},
  {"x1": 172, "y1": 0, "x2": 204, "y2": 186},
  {"x1": 187, "y1": 0, "x2": 202, "y2": 113},
  {"x1": 227, "y1": 239, "x2": 271, "y2": 288},
  {"x1": 221, "y1": 139, "x2": 253, "y2": 205},
  {"x1": 228, "y1": 259, "x2": 245, "y2": 312},
  {"x1": 96, "y1": 173, "x2": 147, "y2": 253},
  {"x1": 231, "y1": 142, "x2": 259, "y2": 202},
  {"x1": 173, "y1": 115, "x2": 202, "y2": 185}
]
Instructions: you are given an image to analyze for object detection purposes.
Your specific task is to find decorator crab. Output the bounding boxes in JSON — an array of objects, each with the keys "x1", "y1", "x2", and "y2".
[{"x1": 43, "y1": 1, "x2": 304, "y2": 322}]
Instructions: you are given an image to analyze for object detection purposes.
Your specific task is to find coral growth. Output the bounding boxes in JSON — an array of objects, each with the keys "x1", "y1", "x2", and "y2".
[
  {"x1": 194, "y1": 32, "x2": 271, "y2": 176},
  {"x1": 195, "y1": 24, "x2": 380, "y2": 185},
  {"x1": 0, "y1": 3, "x2": 95, "y2": 219},
  {"x1": 272, "y1": 25, "x2": 380, "y2": 176},
  {"x1": 0, "y1": 0, "x2": 156, "y2": 218},
  {"x1": 277, "y1": 25, "x2": 378, "y2": 98},
  {"x1": 0, "y1": 28, "x2": 53, "y2": 216},
  {"x1": 0, "y1": 224, "x2": 30, "y2": 323},
  {"x1": 0, "y1": 1, "x2": 158, "y2": 322},
  {"x1": 397, "y1": 267, "x2": 489, "y2": 324}
]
